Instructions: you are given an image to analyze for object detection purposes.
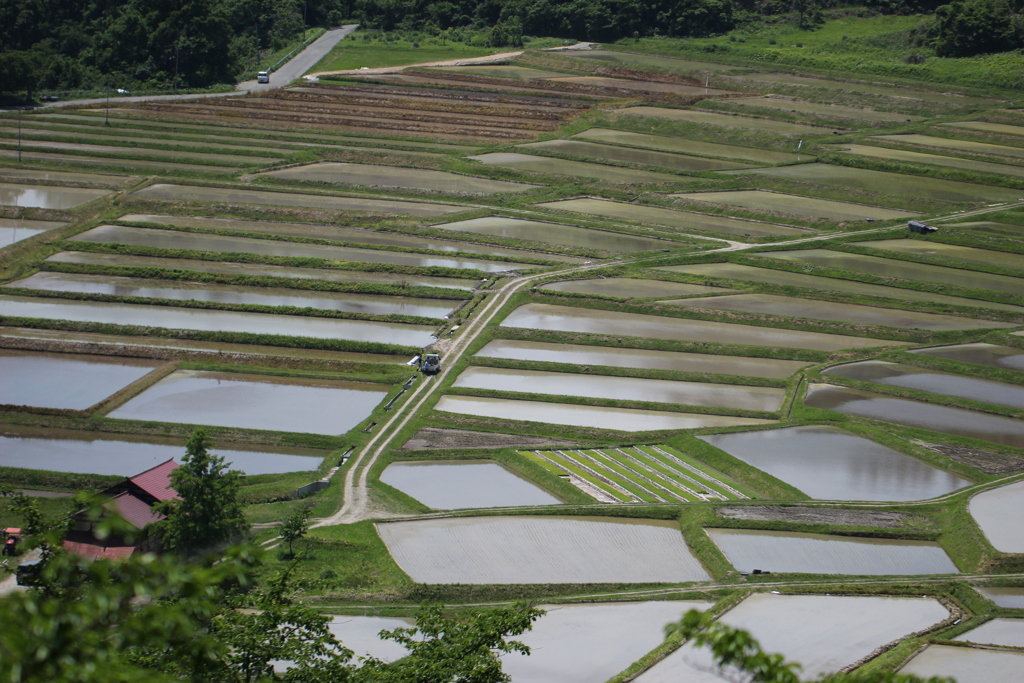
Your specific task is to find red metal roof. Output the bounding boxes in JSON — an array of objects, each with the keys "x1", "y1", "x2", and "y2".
[
  {"x1": 129, "y1": 459, "x2": 180, "y2": 502},
  {"x1": 63, "y1": 538, "x2": 135, "y2": 561},
  {"x1": 105, "y1": 492, "x2": 166, "y2": 530}
]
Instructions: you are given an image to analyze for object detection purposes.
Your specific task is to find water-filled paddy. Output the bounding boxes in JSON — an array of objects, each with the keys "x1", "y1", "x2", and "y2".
[
  {"x1": 0, "y1": 183, "x2": 110, "y2": 209},
  {"x1": 658, "y1": 260, "x2": 1024, "y2": 312},
  {"x1": 518, "y1": 139, "x2": 749, "y2": 172},
  {"x1": 432, "y1": 216, "x2": 673, "y2": 252},
  {"x1": 672, "y1": 190, "x2": 917, "y2": 221},
  {"x1": 0, "y1": 168, "x2": 131, "y2": 186},
  {"x1": 468, "y1": 153, "x2": 684, "y2": 184},
  {"x1": 671, "y1": 293, "x2": 1012, "y2": 331},
  {"x1": 501, "y1": 303, "x2": 907, "y2": 351},
  {"x1": 0, "y1": 295, "x2": 437, "y2": 346},
  {"x1": 454, "y1": 367, "x2": 785, "y2": 411},
  {"x1": 737, "y1": 163, "x2": 1022, "y2": 203},
  {"x1": 638, "y1": 593, "x2": 950, "y2": 682},
  {"x1": 911, "y1": 343, "x2": 1024, "y2": 371},
  {"x1": 830, "y1": 143, "x2": 1024, "y2": 178},
  {"x1": 0, "y1": 217, "x2": 63, "y2": 247},
  {"x1": 537, "y1": 198, "x2": 805, "y2": 237},
  {"x1": 617, "y1": 107, "x2": 837, "y2": 135},
  {"x1": 0, "y1": 147, "x2": 236, "y2": 173},
  {"x1": 8, "y1": 272, "x2": 461, "y2": 319},
  {"x1": 379, "y1": 460, "x2": 560, "y2": 509},
  {"x1": 108, "y1": 370, "x2": 387, "y2": 435},
  {"x1": 764, "y1": 249, "x2": 1024, "y2": 296},
  {"x1": 955, "y1": 618, "x2": 1024, "y2": 646},
  {"x1": 825, "y1": 360, "x2": 1024, "y2": 409},
  {"x1": 434, "y1": 395, "x2": 773, "y2": 431},
  {"x1": 969, "y1": 480, "x2": 1024, "y2": 553},
  {"x1": 541, "y1": 277, "x2": 728, "y2": 297},
  {"x1": 376, "y1": 515, "x2": 710, "y2": 583},
  {"x1": 0, "y1": 350, "x2": 161, "y2": 410},
  {"x1": 700, "y1": 426, "x2": 969, "y2": 501},
  {"x1": 47, "y1": 251, "x2": 480, "y2": 290},
  {"x1": 854, "y1": 238, "x2": 1024, "y2": 272},
  {"x1": 475, "y1": 340, "x2": 812, "y2": 378},
  {"x1": 900, "y1": 645, "x2": 1024, "y2": 683},
  {"x1": 573, "y1": 128, "x2": 807, "y2": 164},
  {"x1": 706, "y1": 528, "x2": 959, "y2": 575},
  {"x1": 132, "y1": 184, "x2": 465, "y2": 216},
  {"x1": 722, "y1": 96, "x2": 922, "y2": 122},
  {"x1": 261, "y1": 162, "x2": 540, "y2": 194},
  {"x1": 72, "y1": 225, "x2": 530, "y2": 272},
  {"x1": 874, "y1": 134, "x2": 1024, "y2": 159},
  {"x1": 0, "y1": 426, "x2": 323, "y2": 475},
  {"x1": 320, "y1": 615, "x2": 413, "y2": 664},
  {"x1": 978, "y1": 587, "x2": 1024, "y2": 608},
  {"x1": 945, "y1": 120, "x2": 1024, "y2": 137},
  {"x1": 805, "y1": 383, "x2": 1024, "y2": 449}
]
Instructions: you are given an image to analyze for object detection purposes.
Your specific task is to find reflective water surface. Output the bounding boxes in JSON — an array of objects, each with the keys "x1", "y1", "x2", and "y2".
[
  {"x1": 900, "y1": 645, "x2": 1024, "y2": 683},
  {"x1": 955, "y1": 618, "x2": 1024, "y2": 647},
  {"x1": 969, "y1": 480, "x2": 1024, "y2": 553},
  {"x1": 854, "y1": 238, "x2": 1024, "y2": 271},
  {"x1": 0, "y1": 182, "x2": 110, "y2": 209},
  {"x1": 379, "y1": 460, "x2": 560, "y2": 509},
  {"x1": 541, "y1": 277, "x2": 727, "y2": 298}
]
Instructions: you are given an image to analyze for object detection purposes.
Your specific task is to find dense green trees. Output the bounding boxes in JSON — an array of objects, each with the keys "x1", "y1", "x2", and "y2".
[{"x1": 933, "y1": 0, "x2": 1024, "y2": 56}]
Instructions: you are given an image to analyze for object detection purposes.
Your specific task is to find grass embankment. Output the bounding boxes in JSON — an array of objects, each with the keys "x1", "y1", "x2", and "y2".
[{"x1": 308, "y1": 30, "x2": 511, "y2": 73}]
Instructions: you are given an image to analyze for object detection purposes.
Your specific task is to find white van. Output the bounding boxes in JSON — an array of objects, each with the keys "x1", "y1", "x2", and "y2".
[{"x1": 257, "y1": 71, "x2": 270, "y2": 84}]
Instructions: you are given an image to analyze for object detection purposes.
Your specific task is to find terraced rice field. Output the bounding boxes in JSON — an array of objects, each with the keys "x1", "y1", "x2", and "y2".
[
  {"x1": 260, "y1": 162, "x2": 541, "y2": 194},
  {"x1": 519, "y1": 444, "x2": 752, "y2": 503},
  {"x1": 572, "y1": 128, "x2": 809, "y2": 164},
  {"x1": 617, "y1": 107, "x2": 840, "y2": 135},
  {"x1": 828, "y1": 143, "x2": 1024, "y2": 178},
  {"x1": 468, "y1": 152, "x2": 686, "y2": 184},
  {"x1": 379, "y1": 460, "x2": 560, "y2": 509},
  {"x1": 968, "y1": 480, "x2": 1024, "y2": 553},
  {"x1": 900, "y1": 646, "x2": 1024, "y2": 683},
  {"x1": 910, "y1": 343, "x2": 1024, "y2": 371},
  {"x1": 540, "y1": 277, "x2": 728, "y2": 297},
  {"x1": 853, "y1": 238, "x2": 1024, "y2": 271},
  {"x1": 0, "y1": 218, "x2": 64, "y2": 247},
  {"x1": 0, "y1": 183, "x2": 111, "y2": 209},
  {"x1": 518, "y1": 139, "x2": 752, "y2": 172},
  {"x1": 672, "y1": 190, "x2": 917, "y2": 221},
  {"x1": 955, "y1": 618, "x2": 1024, "y2": 646},
  {"x1": 720, "y1": 96, "x2": 923, "y2": 123},
  {"x1": 872, "y1": 134, "x2": 1024, "y2": 159},
  {"x1": 432, "y1": 216, "x2": 675, "y2": 251}
]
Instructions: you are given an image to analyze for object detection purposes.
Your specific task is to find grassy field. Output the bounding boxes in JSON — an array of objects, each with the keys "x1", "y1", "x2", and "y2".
[{"x1": 308, "y1": 31, "x2": 510, "y2": 73}]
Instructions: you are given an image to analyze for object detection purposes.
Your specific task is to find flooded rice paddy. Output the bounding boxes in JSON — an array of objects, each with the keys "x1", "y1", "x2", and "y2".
[
  {"x1": 911, "y1": 343, "x2": 1024, "y2": 371},
  {"x1": 700, "y1": 426, "x2": 969, "y2": 501},
  {"x1": 8, "y1": 272, "x2": 461, "y2": 319},
  {"x1": 978, "y1": 587, "x2": 1024, "y2": 608},
  {"x1": 706, "y1": 528, "x2": 959, "y2": 575},
  {"x1": 108, "y1": 370, "x2": 387, "y2": 435},
  {"x1": 434, "y1": 395, "x2": 773, "y2": 431},
  {"x1": 572, "y1": 128, "x2": 807, "y2": 164},
  {"x1": 132, "y1": 184, "x2": 465, "y2": 216},
  {"x1": 320, "y1": 616, "x2": 413, "y2": 665},
  {"x1": 475, "y1": 339, "x2": 812, "y2": 378},
  {"x1": 945, "y1": 120, "x2": 1024, "y2": 136},
  {"x1": 617, "y1": 107, "x2": 835, "y2": 135},
  {"x1": 874, "y1": 134, "x2": 1024, "y2": 159},
  {"x1": 537, "y1": 198, "x2": 806, "y2": 237},
  {"x1": 376, "y1": 515, "x2": 711, "y2": 583},
  {"x1": 853, "y1": 238, "x2": 1024, "y2": 272},
  {"x1": 824, "y1": 360, "x2": 1024, "y2": 409},
  {"x1": 0, "y1": 168, "x2": 131, "y2": 186},
  {"x1": 518, "y1": 139, "x2": 750, "y2": 172},
  {"x1": 0, "y1": 217, "x2": 63, "y2": 247},
  {"x1": 955, "y1": 618, "x2": 1024, "y2": 646},
  {"x1": 722, "y1": 96, "x2": 922, "y2": 122},
  {"x1": 501, "y1": 303, "x2": 907, "y2": 351},
  {"x1": 0, "y1": 295, "x2": 437, "y2": 346},
  {"x1": 0, "y1": 182, "x2": 110, "y2": 209},
  {"x1": 379, "y1": 460, "x2": 560, "y2": 509},
  {"x1": 72, "y1": 225, "x2": 530, "y2": 272},
  {"x1": 467, "y1": 153, "x2": 685, "y2": 184},
  {"x1": 260, "y1": 162, "x2": 540, "y2": 194},
  {"x1": 540, "y1": 277, "x2": 728, "y2": 297},
  {"x1": 969, "y1": 480, "x2": 1024, "y2": 553},
  {"x1": 830, "y1": 143, "x2": 1024, "y2": 178},
  {"x1": 432, "y1": 216, "x2": 673, "y2": 252},
  {"x1": 453, "y1": 367, "x2": 785, "y2": 411},
  {"x1": 0, "y1": 426, "x2": 323, "y2": 475},
  {"x1": 0, "y1": 350, "x2": 161, "y2": 410},
  {"x1": 638, "y1": 593, "x2": 950, "y2": 682},
  {"x1": 672, "y1": 190, "x2": 917, "y2": 221},
  {"x1": 671, "y1": 293, "x2": 1012, "y2": 331},
  {"x1": 900, "y1": 645, "x2": 1024, "y2": 683},
  {"x1": 764, "y1": 249, "x2": 1024, "y2": 296},
  {"x1": 805, "y1": 384, "x2": 1024, "y2": 449}
]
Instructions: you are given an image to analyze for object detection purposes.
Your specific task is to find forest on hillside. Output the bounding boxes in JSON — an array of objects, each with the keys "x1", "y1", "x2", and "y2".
[{"x1": 1, "y1": 0, "x2": 1022, "y2": 94}]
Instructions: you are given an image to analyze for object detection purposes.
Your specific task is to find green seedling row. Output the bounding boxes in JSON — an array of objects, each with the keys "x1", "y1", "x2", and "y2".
[
  {"x1": 538, "y1": 450, "x2": 634, "y2": 502},
  {"x1": 519, "y1": 450, "x2": 566, "y2": 476},
  {"x1": 596, "y1": 448, "x2": 705, "y2": 502},
  {"x1": 633, "y1": 445, "x2": 740, "y2": 499},
  {"x1": 577, "y1": 449, "x2": 666, "y2": 503},
  {"x1": 649, "y1": 444, "x2": 758, "y2": 498},
  {"x1": 614, "y1": 447, "x2": 714, "y2": 502}
]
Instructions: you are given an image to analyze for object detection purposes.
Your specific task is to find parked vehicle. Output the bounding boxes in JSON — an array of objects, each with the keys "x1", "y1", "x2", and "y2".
[
  {"x1": 908, "y1": 220, "x2": 938, "y2": 234},
  {"x1": 257, "y1": 71, "x2": 270, "y2": 84},
  {"x1": 16, "y1": 559, "x2": 41, "y2": 586},
  {"x1": 420, "y1": 353, "x2": 441, "y2": 375},
  {"x1": 2, "y1": 528, "x2": 20, "y2": 556}
]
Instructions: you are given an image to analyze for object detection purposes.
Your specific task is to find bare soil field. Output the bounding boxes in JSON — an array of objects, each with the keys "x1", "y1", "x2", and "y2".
[{"x1": 716, "y1": 505, "x2": 910, "y2": 528}]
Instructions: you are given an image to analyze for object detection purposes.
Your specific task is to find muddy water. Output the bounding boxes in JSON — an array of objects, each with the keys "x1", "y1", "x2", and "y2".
[
  {"x1": 0, "y1": 182, "x2": 110, "y2": 209},
  {"x1": 0, "y1": 349, "x2": 161, "y2": 410},
  {"x1": 617, "y1": 107, "x2": 837, "y2": 135},
  {"x1": 829, "y1": 143, "x2": 1024, "y2": 178},
  {"x1": 467, "y1": 153, "x2": 684, "y2": 184},
  {"x1": 538, "y1": 198, "x2": 805, "y2": 237},
  {"x1": 969, "y1": 480, "x2": 1024, "y2": 553},
  {"x1": 765, "y1": 249, "x2": 1024, "y2": 296},
  {"x1": 804, "y1": 384, "x2": 1024, "y2": 449},
  {"x1": 453, "y1": 367, "x2": 785, "y2": 411},
  {"x1": 700, "y1": 426, "x2": 969, "y2": 501},
  {"x1": 825, "y1": 360, "x2": 1024, "y2": 409},
  {"x1": 475, "y1": 340, "x2": 812, "y2": 378},
  {"x1": 672, "y1": 190, "x2": 916, "y2": 221},
  {"x1": 0, "y1": 218, "x2": 58, "y2": 247},
  {"x1": 900, "y1": 645, "x2": 1024, "y2": 683},
  {"x1": 955, "y1": 618, "x2": 1024, "y2": 647},
  {"x1": 376, "y1": 515, "x2": 710, "y2": 583},
  {"x1": 541, "y1": 277, "x2": 728, "y2": 298},
  {"x1": 501, "y1": 303, "x2": 906, "y2": 351},
  {"x1": 261, "y1": 162, "x2": 540, "y2": 194},
  {"x1": 978, "y1": 587, "x2": 1024, "y2": 608},
  {"x1": 874, "y1": 133, "x2": 1024, "y2": 159},
  {"x1": 706, "y1": 528, "x2": 959, "y2": 575},
  {"x1": 118, "y1": 213, "x2": 571, "y2": 261},
  {"x1": 911, "y1": 343, "x2": 1024, "y2": 371},
  {"x1": 434, "y1": 395, "x2": 773, "y2": 431},
  {"x1": 518, "y1": 139, "x2": 749, "y2": 172},
  {"x1": 132, "y1": 184, "x2": 464, "y2": 216},
  {"x1": 573, "y1": 128, "x2": 805, "y2": 164},
  {"x1": 725, "y1": 97, "x2": 921, "y2": 122},
  {"x1": 671, "y1": 293, "x2": 1013, "y2": 331},
  {"x1": 72, "y1": 225, "x2": 530, "y2": 272},
  {"x1": 854, "y1": 238, "x2": 1024, "y2": 272},
  {"x1": 8, "y1": 272, "x2": 461, "y2": 319},
  {"x1": 0, "y1": 425, "x2": 323, "y2": 475},
  {"x1": 433, "y1": 216, "x2": 672, "y2": 252},
  {"x1": 638, "y1": 593, "x2": 949, "y2": 682},
  {"x1": 659, "y1": 261, "x2": 1024, "y2": 312},
  {"x1": 47, "y1": 251, "x2": 480, "y2": 290},
  {"x1": 0, "y1": 295, "x2": 437, "y2": 347},
  {"x1": 379, "y1": 460, "x2": 560, "y2": 509},
  {"x1": 108, "y1": 370, "x2": 387, "y2": 435}
]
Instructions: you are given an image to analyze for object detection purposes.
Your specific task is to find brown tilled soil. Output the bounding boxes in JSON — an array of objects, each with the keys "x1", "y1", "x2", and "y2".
[
  {"x1": 401, "y1": 427, "x2": 577, "y2": 450},
  {"x1": 919, "y1": 442, "x2": 1024, "y2": 475},
  {"x1": 716, "y1": 505, "x2": 910, "y2": 528}
]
